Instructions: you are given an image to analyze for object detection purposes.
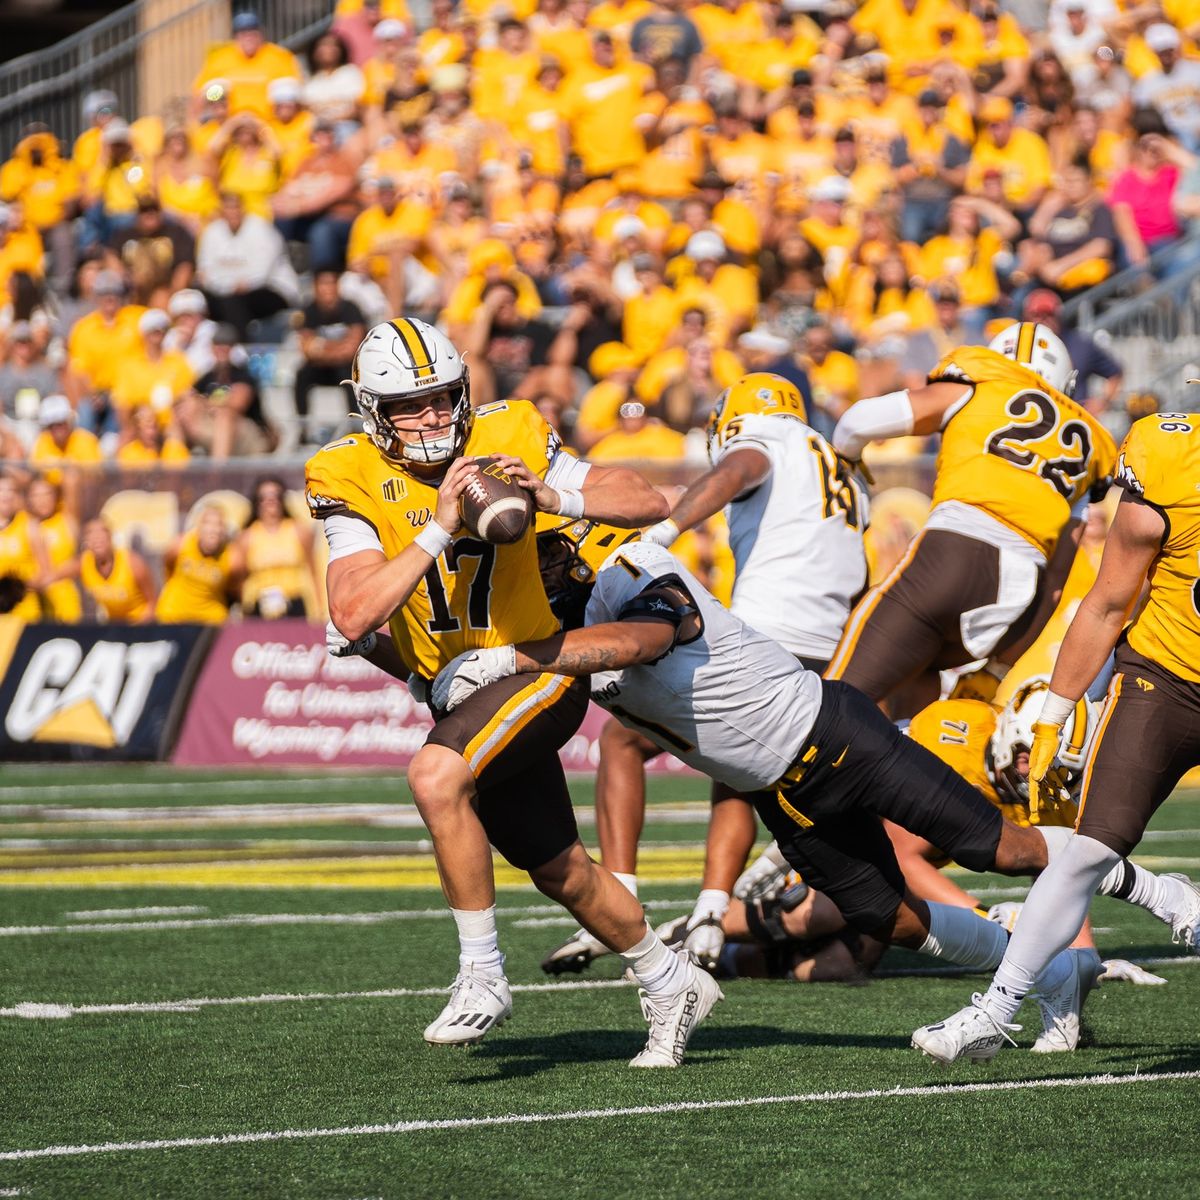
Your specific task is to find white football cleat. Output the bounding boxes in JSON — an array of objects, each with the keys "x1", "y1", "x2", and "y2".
[
  {"x1": 1031, "y1": 948, "x2": 1102, "y2": 1053},
  {"x1": 630, "y1": 953, "x2": 723, "y2": 1068},
  {"x1": 911, "y1": 994, "x2": 1021, "y2": 1065},
  {"x1": 541, "y1": 927, "x2": 611, "y2": 975},
  {"x1": 1163, "y1": 873, "x2": 1200, "y2": 951},
  {"x1": 423, "y1": 967, "x2": 512, "y2": 1046}
]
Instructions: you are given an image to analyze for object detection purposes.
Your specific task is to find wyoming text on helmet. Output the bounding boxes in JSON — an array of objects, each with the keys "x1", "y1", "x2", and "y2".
[{"x1": 346, "y1": 318, "x2": 472, "y2": 464}]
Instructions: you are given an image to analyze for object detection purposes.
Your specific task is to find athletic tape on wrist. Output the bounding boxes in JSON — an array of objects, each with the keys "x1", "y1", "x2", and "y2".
[
  {"x1": 415, "y1": 522, "x2": 453, "y2": 557},
  {"x1": 1039, "y1": 691, "x2": 1077, "y2": 727},
  {"x1": 556, "y1": 488, "x2": 585, "y2": 518}
]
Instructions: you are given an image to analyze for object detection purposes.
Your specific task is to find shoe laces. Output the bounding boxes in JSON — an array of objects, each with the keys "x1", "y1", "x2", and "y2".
[{"x1": 969, "y1": 993, "x2": 1021, "y2": 1047}]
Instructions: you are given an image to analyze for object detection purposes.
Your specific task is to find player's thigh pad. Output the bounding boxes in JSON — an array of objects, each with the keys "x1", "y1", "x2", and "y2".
[
  {"x1": 427, "y1": 671, "x2": 587, "y2": 782},
  {"x1": 1076, "y1": 647, "x2": 1200, "y2": 857}
]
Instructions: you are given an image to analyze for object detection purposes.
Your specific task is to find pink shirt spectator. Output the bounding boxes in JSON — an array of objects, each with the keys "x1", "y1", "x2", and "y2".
[{"x1": 1107, "y1": 163, "x2": 1182, "y2": 245}]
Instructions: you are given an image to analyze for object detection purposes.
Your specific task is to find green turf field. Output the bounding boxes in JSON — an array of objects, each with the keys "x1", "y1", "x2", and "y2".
[{"x1": 2, "y1": 768, "x2": 1199, "y2": 1199}]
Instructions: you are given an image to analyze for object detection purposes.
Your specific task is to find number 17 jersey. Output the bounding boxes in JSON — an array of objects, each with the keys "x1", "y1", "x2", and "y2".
[
  {"x1": 929, "y1": 346, "x2": 1116, "y2": 557},
  {"x1": 305, "y1": 400, "x2": 561, "y2": 680}
]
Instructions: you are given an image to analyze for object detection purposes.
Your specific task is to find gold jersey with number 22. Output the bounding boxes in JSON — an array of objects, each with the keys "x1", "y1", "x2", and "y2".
[
  {"x1": 305, "y1": 400, "x2": 562, "y2": 681},
  {"x1": 928, "y1": 345, "x2": 1117, "y2": 557}
]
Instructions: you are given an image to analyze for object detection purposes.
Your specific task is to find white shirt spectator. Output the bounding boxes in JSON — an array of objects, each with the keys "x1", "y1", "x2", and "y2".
[
  {"x1": 196, "y1": 213, "x2": 299, "y2": 305},
  {"x1": 1134, "y1": 61, "x2": 1200, "y2": 150},
  {"x1": 303, "y1": 64, "x2": 366, "y2": 122}
]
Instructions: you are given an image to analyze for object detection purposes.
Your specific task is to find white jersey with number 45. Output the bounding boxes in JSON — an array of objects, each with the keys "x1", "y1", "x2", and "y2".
[
  {"x1": 715, "y1": 412, "x2": 868, "y2": 659},
  {"x1": 585, "y1": 540, "x2": 823, "y2": 792}
]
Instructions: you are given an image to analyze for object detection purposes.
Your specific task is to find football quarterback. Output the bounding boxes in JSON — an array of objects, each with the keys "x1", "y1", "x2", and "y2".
[{"x1": 310, "y1": 318, "x2": 723, "y2": 1068}]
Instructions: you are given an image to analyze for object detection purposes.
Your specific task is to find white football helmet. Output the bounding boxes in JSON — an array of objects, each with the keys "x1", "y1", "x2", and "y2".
[
  {"x1": 989, "y1": 676, "x2": 1099, "y2": 807},
  {"x1": 347, "y1": 317, "x2": 472, "y2": 464},
  {"x1": 987, "y1": 321, "x2": 1077, "y2": 397}
]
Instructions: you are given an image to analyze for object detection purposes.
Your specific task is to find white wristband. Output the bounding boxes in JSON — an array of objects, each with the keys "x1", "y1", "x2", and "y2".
[
  {"x1": 415, "y1": 522, "x2": 453, "y2": 558},
  {"x1": 556, "y1": 487, "x2": 586, "y2": 518},
  {"x1": 642, "y1": 519, "x2": 680, "y2": 547},
  {"x1": 1039, "y1": 691, "x2": 1076, "y2": 726}
]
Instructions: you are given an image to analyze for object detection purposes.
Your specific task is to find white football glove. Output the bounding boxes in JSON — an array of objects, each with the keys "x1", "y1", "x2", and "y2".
[
  {"x1": 987, "y1": 901, "x2": 1024, "y2": 933},
  {"x1": 683, "y1": 915, "x2": 725, "y2": 973},
  {"x1": 641, "y1": 519, "x2": 680, "y2": 548},
  {"x1": 431, "y1": 645, "x2": 518, "y2": 712},
  {"x1": 733, "y1": 842, "x2": 790, "y2": 903},
  {"x1": 1099, "y1": 958, "x2": 1168, "y2": 986},
  {"x1": 326, "y1": 620, "x2": 377, "y2": 658}
]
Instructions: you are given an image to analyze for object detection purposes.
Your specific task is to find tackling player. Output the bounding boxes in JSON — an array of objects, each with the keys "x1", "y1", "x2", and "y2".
[
  {"x1": 827, "y1": 322, "x2": 1117, "y2": 713},
  {"x1": 432, "y1": 540, "x2": 1200, "y2": 1045},
  {"x1": 544, "y1": 374, "x2": 868, "y2": 974},
  {"x1": 913, "y1": 410, "x2": 1200, "y2": 1063},
  {"x1": 310, "y1": 318, "x2": 722, "y2": 1069}
]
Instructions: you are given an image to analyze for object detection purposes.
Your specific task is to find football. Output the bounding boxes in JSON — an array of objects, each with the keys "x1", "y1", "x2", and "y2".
[{"x1": 459, "y1": 456, "x2": 534, "y2": 544}]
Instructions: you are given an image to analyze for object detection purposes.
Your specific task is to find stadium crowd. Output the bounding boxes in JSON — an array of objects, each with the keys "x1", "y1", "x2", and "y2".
[{"x1": 1, "y1": 0, "x2": 1199, "y2": 622}]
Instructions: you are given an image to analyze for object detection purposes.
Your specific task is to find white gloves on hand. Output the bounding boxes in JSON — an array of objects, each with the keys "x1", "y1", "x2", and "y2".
[
  {"x1": 326, "y1": 620, "x2": 377, "y2": 658},
  {"x1": 431, "y1": 645, "x2": 518, "y2": 712},
  {"x1": 641, "y1": 519, "x2": 680, "y2": 548}
]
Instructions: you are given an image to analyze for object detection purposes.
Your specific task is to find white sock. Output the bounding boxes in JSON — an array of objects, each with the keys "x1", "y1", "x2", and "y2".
[
  {"x1": 452, "y1": 905, "x2": 505, "y2": 978},
  {"x1": 613, "y1": 872, "x2": 639, "y2": 899},
  {"x1": 982, "y1": 834, "x2": 1118, "y2": 1023},
  {"x1": 1044, "y1": 827, "x2": 1181, "y2": 926},
  {"x1": 1097, "y1": 858, "x2": 1180, "y2": 924},
  {"x1": 620, "y1": 925, "x2": 687, "y2": 999},
  {"x1": 692, "y1": 888, "x2": 730, "y2": 921},
  {"x1": 918, "y1": 902, "x2": 1009, "y2": 970}
]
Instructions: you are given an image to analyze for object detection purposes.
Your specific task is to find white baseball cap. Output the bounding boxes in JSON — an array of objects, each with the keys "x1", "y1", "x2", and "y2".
[
  {"x1": 685, "y1": 231, "x2": 726, "y2": 261},
  {"x1": 1145, "y1": 23, "x2": 1182, "y2": 53},
  {"x1": 167, "y1": 288, "x2": 208, "y2": 317},
  {"x1": 375, "y1": 18, "x2": 408, "y2": 39},
  {"x1": 810, "y1": 174, "x2": 853, "y2": 203},
  {"x1": 268, "y1": 77, "x2": 303, "y2": 104},
  {"x1": 38, "y1": 394, "x2": 74, "y2": 427},
  {"x1": 138, "y1": 308, "x2": 171, "y2": 335}
]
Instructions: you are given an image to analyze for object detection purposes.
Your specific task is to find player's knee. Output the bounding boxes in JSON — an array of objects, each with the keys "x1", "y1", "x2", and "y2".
[
  {"x1": 841, "y1": 890, "x2": 904, "y2": 940},
  {"x1": 528, "y1": 841, "x2": 593, "y2": 907},
  {"x1": 407, "y1": 745, "x2": 474, "y2": 820},
  {"x1": 599, "y1": 718, "x2": 655, "y2": 761}
]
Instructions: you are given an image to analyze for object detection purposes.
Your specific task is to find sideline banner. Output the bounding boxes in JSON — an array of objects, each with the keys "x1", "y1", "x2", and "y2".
[
  {"x1": 0, "y1": 621, "x2": 212, "y2": 761},
  {"x1": 172, "y1": 620, "x2": 696, "y2": 774}
]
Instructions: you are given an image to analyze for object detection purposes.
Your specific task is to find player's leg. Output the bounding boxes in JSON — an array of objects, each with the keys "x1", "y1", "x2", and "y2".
[
  {"x1": 913, "y1": 659, "x2": 1200, "y2": 1063},
  {"x1": 884, "y1": 819, "x2": 987, "y2": 910},
  {"x1": 542, "y1": 720, "x2": 658, "y2": 975},
  {"x1": 416, "y1": 672, "x2": 586, "y2": 1044}
]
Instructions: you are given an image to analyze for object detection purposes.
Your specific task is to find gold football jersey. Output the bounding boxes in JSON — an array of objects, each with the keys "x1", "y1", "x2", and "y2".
[
  {"x1": 306, "y1": 400, "x2": 561, "y2": 679},
  {"x1": 1115, "y1": 413, "x2": 1200, "y2": 683},
  {"x1": 928, "y1": 346, "x2": 1117, "y2": 557}
]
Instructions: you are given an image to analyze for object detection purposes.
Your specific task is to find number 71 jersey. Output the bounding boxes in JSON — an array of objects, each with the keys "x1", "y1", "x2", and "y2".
[
  {"x1": 1116, "y1": 412, "x2": 1200, "y2": 683},
  {"x1": 929, "y1": 346, "x2": 1117, "y2": 557},
  {"x1": 305, "y1": 400, "x2": 561, "y2": 680}
]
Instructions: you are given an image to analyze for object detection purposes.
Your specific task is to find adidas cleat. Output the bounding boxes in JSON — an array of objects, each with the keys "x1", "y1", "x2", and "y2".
[
  {"x1": 1031, "y1": 948, "x2": 1102, "y2": 1053},
  {"x1": 630, "y1": 953, "x2": 723, "y2": 1068},
  {"x1": 541, "y1": 927, "x2": 612, "y2": 975},
  {"x1": 423, "y1": 967, "x2": 512, "y2": 1046},
  {"x1": 911, "y1": 994, "x2": 1021, "y2": 1064}
]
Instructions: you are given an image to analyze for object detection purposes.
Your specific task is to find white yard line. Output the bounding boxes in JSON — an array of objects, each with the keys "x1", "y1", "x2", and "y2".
[
  {"x1": 0, "y1": 898, "x2": 683, "y2": 939},
  {"x1": 6, "y1": 952, "x2": 1196, "y2": 1020},
  {"x1": 65, "y1": 907, "x2": 210, "y2": 920},
  {"x1": 0, "y1": 978, "x2": 631, "y2": 1019},
  {"x1": 3, "y1": 1069, "x2": 1198, "y2": 1161},
  {"x1": 0, "y1": 780, "x2": 356, "y2": 801}
]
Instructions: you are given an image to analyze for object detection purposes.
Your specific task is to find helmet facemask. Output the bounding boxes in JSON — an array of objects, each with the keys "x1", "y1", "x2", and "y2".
[{"x1": 355, "y1": 369, "x2": 473, "y2": 465}]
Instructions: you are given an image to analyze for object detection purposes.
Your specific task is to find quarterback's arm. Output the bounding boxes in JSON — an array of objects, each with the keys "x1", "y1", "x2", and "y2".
[
  {"x1": 1045, "y1": 495, "x2": 1163, "y2": 704},
  {"x1": 832, "y1": 382, "x2": 968, "y2": 460},
  {"x1": 324, "y1": 456, "x2": 479, "y2": 642},
  {"x1": 646, "y1": 448, "x2": 770, "y2": 546}
]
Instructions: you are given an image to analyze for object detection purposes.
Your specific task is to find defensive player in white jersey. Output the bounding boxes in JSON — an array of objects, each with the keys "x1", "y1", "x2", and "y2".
[
  {"x1": 543, "y1": 374, "x2": 868, "y2": 974},
  {"x1": 433, "y1": 541, "x2": 1200, "y2": 1039}
]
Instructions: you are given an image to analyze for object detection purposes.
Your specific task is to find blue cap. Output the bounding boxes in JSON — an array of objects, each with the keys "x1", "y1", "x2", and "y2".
[{"x1": 232, "y1": 12, "x2": 262, "y2": 33}]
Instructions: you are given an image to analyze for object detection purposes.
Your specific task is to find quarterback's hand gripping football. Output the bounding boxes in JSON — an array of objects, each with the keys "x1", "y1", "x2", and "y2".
[
  {"x1": 486, "y1": 455, "x2": 558, "y2": 513},
  {"x1": 1028, "y1": 719, "x2": 1066, "y2": 822},
  {"x1": 326, "y1": 620, "x2": 376, "y2": 659},
  {"x1": 431, "y1": 646, "x2": 518, "y2": 712},
  {"x1": 433, "y1": 457, "x2": 478, "y2": 535}
]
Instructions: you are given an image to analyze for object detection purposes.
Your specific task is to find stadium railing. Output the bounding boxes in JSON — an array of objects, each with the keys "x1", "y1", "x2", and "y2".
[
  {"x1": 1061, "y1": 237, "x2": 1196, "y2": 328},
  {"x1": 0, "y1": 0, "x2": 333, "y2": 157}
]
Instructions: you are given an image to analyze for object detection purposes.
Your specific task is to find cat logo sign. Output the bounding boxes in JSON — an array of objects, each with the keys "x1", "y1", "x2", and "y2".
[{"x1": 4, "y1": 638, "x2": 176, "y2": 747}]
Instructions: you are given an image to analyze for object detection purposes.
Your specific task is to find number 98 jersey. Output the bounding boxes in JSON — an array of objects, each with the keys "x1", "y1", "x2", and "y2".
[
  {"x1": 1116, "y1": 413, "x2": 1200, "y2": 684},
  {"x1": 929, "y1": 346, "x2": 1117, "y2": 557},
  {"x1": 305, "y1": 400, "x2": 561, "y2": 680}
]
